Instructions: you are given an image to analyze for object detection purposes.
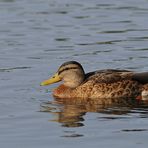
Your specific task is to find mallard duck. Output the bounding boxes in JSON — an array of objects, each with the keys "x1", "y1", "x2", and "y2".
[{"x1": 41, "y1": 61, "x2": 148, "y2": 101}]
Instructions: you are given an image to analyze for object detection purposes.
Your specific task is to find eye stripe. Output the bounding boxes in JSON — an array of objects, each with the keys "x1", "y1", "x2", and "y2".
[{"x1": 58, "y1": 67, "x2": 78, "y2": 75}]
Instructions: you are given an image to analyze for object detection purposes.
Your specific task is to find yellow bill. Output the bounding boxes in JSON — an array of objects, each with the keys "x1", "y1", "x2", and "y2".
[{"x1": 40, "y1": 72, "x2": 61, "y2": 86}]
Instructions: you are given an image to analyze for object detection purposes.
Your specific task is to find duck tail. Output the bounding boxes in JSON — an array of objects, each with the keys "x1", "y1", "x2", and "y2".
[{"x1": 132, "y1": 72, "x2": 148, "y2": 84}]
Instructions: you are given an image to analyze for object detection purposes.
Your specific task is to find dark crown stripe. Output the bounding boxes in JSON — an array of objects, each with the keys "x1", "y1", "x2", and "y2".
[
  {"x1": 58, "y1": 67, "x2": 78, "y2": 75},
  {"x1": 60, "y1": 61, "x2": 83, "y2": 68}
]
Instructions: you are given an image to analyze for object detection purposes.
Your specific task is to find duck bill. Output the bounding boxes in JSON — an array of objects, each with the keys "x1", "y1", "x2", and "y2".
[{"x1": 40, "y1": 73, "x2": 61, "y2": 86}]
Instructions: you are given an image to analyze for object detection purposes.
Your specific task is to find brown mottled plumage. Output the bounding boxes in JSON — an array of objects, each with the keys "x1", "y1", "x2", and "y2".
[{"x1": 41, "y1": 61, "x2": 148, "y2": 102}]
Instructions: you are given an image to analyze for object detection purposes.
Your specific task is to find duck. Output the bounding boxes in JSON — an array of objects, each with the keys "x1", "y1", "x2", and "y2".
[{"x1": 40, "y1": 61, "x2": 148, "y2": 101}]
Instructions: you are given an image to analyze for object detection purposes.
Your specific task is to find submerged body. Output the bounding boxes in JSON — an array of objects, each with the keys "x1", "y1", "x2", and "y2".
[{"x1": 41, "y1": 61, "x2": 148, "y2": 101}]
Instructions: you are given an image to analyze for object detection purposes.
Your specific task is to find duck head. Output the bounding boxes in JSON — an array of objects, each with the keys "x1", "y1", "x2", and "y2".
[{"x1": 40, "y1": 61, "x2": 85, "y2": 88}]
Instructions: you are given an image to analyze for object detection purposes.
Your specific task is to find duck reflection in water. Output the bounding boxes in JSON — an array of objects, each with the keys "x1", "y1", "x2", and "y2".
[{"x1": 41, "y1": 97, "x2": 144, "y2": 128}]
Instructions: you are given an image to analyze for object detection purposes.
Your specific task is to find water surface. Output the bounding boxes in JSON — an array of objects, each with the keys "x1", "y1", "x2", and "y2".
[{"x1": 0, "y1": 0, "x2": 148, "y2": 147}]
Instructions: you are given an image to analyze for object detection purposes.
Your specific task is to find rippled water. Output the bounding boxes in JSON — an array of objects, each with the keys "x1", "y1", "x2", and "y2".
[{"x1": 0, "y1": 0, "x2": 148, "y2": 147}]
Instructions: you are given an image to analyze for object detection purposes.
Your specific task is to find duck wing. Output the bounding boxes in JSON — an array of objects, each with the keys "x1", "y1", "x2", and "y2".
[
  {"x1": 85, "y1": 69, "x2": 148, "y2": 84},
  {"x1": 85, "y1": 69, "x2": 133, "y2": 83}
]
